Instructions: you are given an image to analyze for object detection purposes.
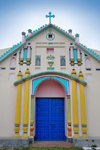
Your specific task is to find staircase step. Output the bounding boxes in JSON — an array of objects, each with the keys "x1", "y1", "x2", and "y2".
[{"x1": 30, "y1": 141, "x2": 74, "y2": 147}]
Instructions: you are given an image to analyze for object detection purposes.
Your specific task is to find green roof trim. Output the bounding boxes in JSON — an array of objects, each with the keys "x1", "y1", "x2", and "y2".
[
  {"x1": 14, "y1": 71, "x2": 87, "y2": 86},
  {"x1": 75, "y1": 42, "x2": 100, "y2": 62},
  {"x1": 0, "y1": 42, "x2": 26, "y2": 63},
  {"x1": 0, "y1": 23, "x2": 100, "y2": 63}
]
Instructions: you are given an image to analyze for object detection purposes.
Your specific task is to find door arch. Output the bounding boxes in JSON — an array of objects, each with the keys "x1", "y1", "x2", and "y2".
[
  {"x1": 35, "y1": 79, "x2": 67, "y2": 141},
  {"x1": 35, "y1": 78, "x2": 66, "y2": 97}
]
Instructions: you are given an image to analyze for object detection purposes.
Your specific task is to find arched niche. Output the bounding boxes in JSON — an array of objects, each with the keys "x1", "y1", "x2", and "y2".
[
  {"x1": 10, "y1": 57, "x2": 16, "y2": 66},
  {"x1": 35, "y1": 79, "x2": 66, "y2": 98},
  {"x1": 85, "y1": 58, "x2": 91, "y2": 68}
]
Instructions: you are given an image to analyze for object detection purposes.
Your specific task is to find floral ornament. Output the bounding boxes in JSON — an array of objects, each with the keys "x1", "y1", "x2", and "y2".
[
  {"x1": 47, "y1": 55, "x2": 55, "y2": 60},
  {"x1": 48, "y1": 61, "x2": 54, "y2": 67},
  {"x1": 47, "y1": 55, "x2": 55, "y2": 67}
]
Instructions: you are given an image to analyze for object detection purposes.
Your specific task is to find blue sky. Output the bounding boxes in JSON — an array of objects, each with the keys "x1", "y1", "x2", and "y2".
[{"x1": 0, "y1": 0, "x2": 100, "y2": 50}]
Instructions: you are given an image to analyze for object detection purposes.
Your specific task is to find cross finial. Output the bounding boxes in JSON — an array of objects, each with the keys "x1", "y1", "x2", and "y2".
[{"x1": 46, "y1": 12, "x2": 55, "y2": 24}]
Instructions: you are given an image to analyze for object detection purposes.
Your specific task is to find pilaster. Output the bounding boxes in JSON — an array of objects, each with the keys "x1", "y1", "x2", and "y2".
[
  {"x1": 14, "y1": 71, "x2": 22, "y2": 138},
  {"x1": 71, "y1": 69, "x2": 80, "y2": 138},
  {"x1": 79, "y1": 71, "x2": 88, "y2": 138},
  {"x1": 67, "y1": 95, "x2": 72, "y2": 137},
  {"x1": 22, "y1": 69, "x2": 30, "y2": 138},
  {"x1": 30, "y1": 95, "x2": 35, "y2": 138}
]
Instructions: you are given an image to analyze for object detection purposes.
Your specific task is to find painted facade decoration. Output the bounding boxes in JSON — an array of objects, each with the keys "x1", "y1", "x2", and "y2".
[
  {"x1": 47, "y1": 54, "x2": 55, "y2": 70},
  {"x1": 0, "y1": 12, "x2": 100, "y2": 144}
]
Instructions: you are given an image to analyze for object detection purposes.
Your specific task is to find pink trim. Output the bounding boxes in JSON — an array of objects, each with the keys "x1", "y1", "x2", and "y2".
[
  {"x1": 10, "y1": 57, "x2": 16, "y2": 66},
  {"x1": 70, "y1": 47, "x2": 74, "y2": 59},
  {"x1": 77, "y1": 48, "x2": 81, "y2": 59},
  {"x1": 34, "y1": 79, "x2": 67, "y2": 136},
  {"x1": 27, "y1": 46, "x2": 31, "y2": 58},
  {"x1": 75, "y1": 37, "x2": 79, "y2": 43},
  {"x1": 33, "y1": 74, "x2": 69, "y2": 82},
  {"x1": 35, "y1": 79, "x2": 66, "y2": 97},
  {"x1": 85, "y1": 58, "x2": 91, "y2": 68},
  {"x1": 20, "y1": 48, "x2": 24, "y2": 58},
  {"x1": 47, "y1": 48, "x2": 54, "y2": 54},
  {"x1": 22, "y1": 35, "x2": 25, "y2": 43}
]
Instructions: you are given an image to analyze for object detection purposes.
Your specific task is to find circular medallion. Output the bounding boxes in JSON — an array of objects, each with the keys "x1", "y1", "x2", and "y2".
[{"x1": 46, "y1": 32, "x2": 55, "y2": 41}]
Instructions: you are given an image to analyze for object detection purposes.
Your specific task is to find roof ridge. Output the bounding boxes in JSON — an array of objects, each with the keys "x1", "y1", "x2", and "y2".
[
  {"x1": 0, "y1": 23, "x2": 100, "y2": 63},
  {"x1": 0, "y1": 42, "x2": 22, "y2": 60},
  {"x1": 78, "y1": 42, "x2": 100, "y2": 60}
]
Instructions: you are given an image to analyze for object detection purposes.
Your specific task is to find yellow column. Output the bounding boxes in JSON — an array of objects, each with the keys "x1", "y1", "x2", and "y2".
[
  {"x1": 71, "y1": 69, "x2": 80, "y2": 138},
  {"x1": 22, "y1": 68, "x2": 30, "y2": 138},
  {"x1": 79, "y1": 71, "x2": 88, "y2": 138},
  {"x1": 14, "y1": 71, "x2": 22, "y2": 138}
]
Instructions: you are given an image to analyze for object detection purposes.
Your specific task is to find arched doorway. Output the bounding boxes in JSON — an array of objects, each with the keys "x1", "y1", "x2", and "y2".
[{"x1": 35, "y1": 79, "x2": 66, "y2": 141}]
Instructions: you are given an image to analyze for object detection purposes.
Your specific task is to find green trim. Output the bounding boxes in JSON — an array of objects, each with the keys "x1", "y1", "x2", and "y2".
[
  {"x1": 45, "y1": 12, "x2": 55, "y2": 24},
  {"x1": 0, "y1": 43, "x2": 26, "y2": 63},
  {"x1": 14, "y1": 71, "x2": 87, "y2": 86},
  {"x1": 0, "y1": 24, "x2": 100, "y2": 63},
  {"x1": 52, "y1": 26, "x2": 75, "y2": 41},
  {"x1": 46, "y1": 32, "x2": 55, "y2": 41},
  {"x1": 33, "y1": 77, "x2": 68, "y2": 94},
  {"x1": 75, "y1": 42, "x2": 100, "y2": 63},
  {"x1": 26, "y1": 25, "x2": 49, "y2": 42},
  {"x1": 67, "y1": 96, "x2": 71, "y2": 122},
  {"x1": 47, "y1": 67, "x2": 54, "y2": 70},
  {"x1": 31, "y1": 96, "x2": 34, "y2": 121}
]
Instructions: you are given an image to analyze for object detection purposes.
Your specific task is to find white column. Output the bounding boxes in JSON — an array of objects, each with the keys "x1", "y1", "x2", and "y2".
[
  {"x1": 28, "y1": 29, "x2": 32, "y2": 36},
  {"x1": 77, "y1": 48, "x2": 81, "y2": 60},
  {"x1": 20, "y1": 48, "x2": 24, "y2": 59},
  {"x1": 77, "y1": 48, "x2": 81, "y2": 65},
  {"x1": 27, "y1": 46, "x2": 31, "y2": 59},
  {"x1": 26, "y1": 46, "x2": 31, "y2": 65},
  {"x1": 68, "y1": 29, "x2": 72, "y2": 36},
  {"x1": 70, "y1": 47, "x2": 74, "y2": 59},
  {"x1": 22, "y1": 32, "x2": 26, "y2": 43},
  {"x1": 75, "y1": 34, "x2": 79, "y2": 43}
]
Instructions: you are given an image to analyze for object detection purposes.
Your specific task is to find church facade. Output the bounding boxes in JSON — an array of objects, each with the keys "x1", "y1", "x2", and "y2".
[{"x1": 0, "y1": 13, "x2": 100, "y2": 145}]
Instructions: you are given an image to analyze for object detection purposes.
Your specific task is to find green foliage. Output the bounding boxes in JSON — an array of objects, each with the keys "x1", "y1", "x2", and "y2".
[{"x1": 5, "y1": 147, "x2": 83, "y2": 150}]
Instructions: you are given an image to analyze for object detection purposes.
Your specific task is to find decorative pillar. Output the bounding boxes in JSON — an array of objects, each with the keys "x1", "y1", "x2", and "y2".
[
  {"x1": 22, "y1": 69, "x2": 30, "y2": 138},
  {"x1": 71, "y1": 69, "x2": 80, "y2": 138},
  {"x1": 22, "y1": 32, "x2": 26, "y2": 43},
  {"x1": 27, "y1": 46, "x2": 31, "y2": 65},
  {"x1": 20, "y1": 48, "x2": 24, "y2": 65},
  {"x1": 80, "y1": 52, "x2": 83, "y2": 62},
  {"x1": 75, "y1": 34, "x2": 79, "y2": 43},
  {"x1": 79, "y1": 71, "x2": 88, "y2": 138},
  {"x1": 73, "y1": 48, "x2": 77, "y2": 63},
  {"x1": 77, "y1": 48, "x2": 81, "y2": 66},
  {"x1": 67, "y1": 95, "x2": 72, "y2": 137},
  {"x1": 30, "y1": 95, "x2": 35, "y2": 138},
  {"x1": 70, "y1": 46, "x2": 74, "y2": 66},
  {"x1": 68, "y1": 29, "x2": 72, "y2": 36},
  {"x1": 14, "y1": 71, "x2": 22, "y2": 137},
  {"x1": 28, "y1": 29, "x2": 32, "y2": 36}
]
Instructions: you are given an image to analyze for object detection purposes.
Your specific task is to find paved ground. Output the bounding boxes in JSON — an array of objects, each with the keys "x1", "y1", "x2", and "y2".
[{"x1": 31, "y1": 141, "x2": 74, "y2": 147}]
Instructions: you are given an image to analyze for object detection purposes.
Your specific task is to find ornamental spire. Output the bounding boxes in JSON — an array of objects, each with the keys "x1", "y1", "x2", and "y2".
[{"x1": 46, "y1": 12, "x2": 55, "y2": 24}]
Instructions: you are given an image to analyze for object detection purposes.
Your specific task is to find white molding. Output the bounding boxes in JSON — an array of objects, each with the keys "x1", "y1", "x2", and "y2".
[
  {"x1": 28, "y1": 79, "x2": 32, "y2": 135},
  {"x1": 70, "y1": 80, "x2": 74, "y2": 137},
  {"x1": 20, "y1": 83, "x2": 24, "y2": 136},
  {"x1": 77, "y1": 83, "x2": 82, "y2": 136}
]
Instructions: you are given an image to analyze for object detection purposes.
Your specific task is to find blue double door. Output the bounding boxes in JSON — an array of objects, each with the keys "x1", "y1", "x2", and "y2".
[{"x1": 35, "y1": 98, "x2": 65, "y2": 141}]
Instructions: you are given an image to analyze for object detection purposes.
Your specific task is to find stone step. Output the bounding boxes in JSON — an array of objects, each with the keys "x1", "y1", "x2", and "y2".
[
  {"x1": 30, "y1": 141, "x2": 74, "y2": 147},
  {"x1": 0, "y1": 138, "x2": 29, "y2": 148}
]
